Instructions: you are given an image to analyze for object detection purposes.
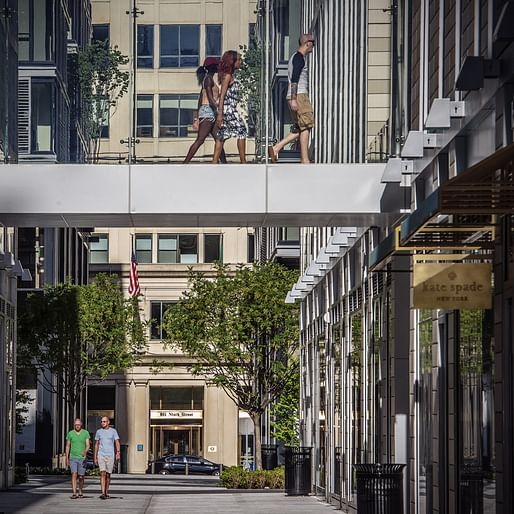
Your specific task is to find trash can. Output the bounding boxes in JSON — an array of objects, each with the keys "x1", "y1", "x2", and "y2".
[
  {"x1": 284, "y1": 447, "x2": 312, "y2": 496},
  {"x1": 120, "y1": 444, "x2": 129, "y2": 474},
  {"x1": 460, "y1": 465, "x2": 483, "y2": 514},
  {"x1": 261, "y1": 444, "x2": 278, "y2": 470},
  {"x1": 354, "y1": 463, "x2": 405, "y2": 514}
]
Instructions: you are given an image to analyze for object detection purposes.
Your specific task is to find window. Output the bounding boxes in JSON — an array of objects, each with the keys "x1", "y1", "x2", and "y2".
[
  {"x1": 204, "y1": 234, "x2": 222, "y2": 263},
  {"x1": 150, "y1": 386, "x2": 204, "y2": 409},
  {"x1": 135, "y1": 234, "x2": 152, "y2": 263},
  {"x1": 158, "y1": 234, "x2": 198, "y2": 263},
  {"x1": 137, "y1": 95, "x2": 153, "y2": 137},
  {"x1": 150, "y1": 301, "x2": 174, "y2": 339},
  {"x1": 247, "y1": 234, "x2": 255, "y2": 263},
  {"x1": 248, "y1": 23, "x2": 256, "y2": 49},
  {"x1": 137, "y1": 25, "x2": 154, "y2": 68},
  {"x1": 89, "y1": 234, "x2": 108, "y2": 264},
  {"x1": 92, "y1": 97, "x2": 109, "y2": 138},
  {"x1": 31, "y1": 81, "x2": 53, "y2": 153},
  {"x1": 92, "y1": 24, "x2": 110, "y2": 43},
  {"x1": 160, "y1": 25, "x2": 200, "y2": 68},
  {"x1": 159, "y1": 95, "x2": 197, "y2": 138},
  {"x1": 205, "y1": 25, "x2": 222, "y2": 58},
  {"x1": 18, "y1": 0, "x2": 53, "y2": 62},
  {"x1": 280, "y1": 227, "x2": 300, "y2": 241}
]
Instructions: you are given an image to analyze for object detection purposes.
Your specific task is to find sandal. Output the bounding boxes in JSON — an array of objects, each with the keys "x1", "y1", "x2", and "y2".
[
  {"x1": 70, "y1": 494, "x2": 78, "y2": 499},
  {"x1": 78, "y1": 493, "x2": 84, "y2": 498}
]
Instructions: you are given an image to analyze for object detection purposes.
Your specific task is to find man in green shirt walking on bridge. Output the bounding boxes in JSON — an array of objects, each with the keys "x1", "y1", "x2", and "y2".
[{"x1": 65, "y1": 418, "x2": 90, "y2": 499}]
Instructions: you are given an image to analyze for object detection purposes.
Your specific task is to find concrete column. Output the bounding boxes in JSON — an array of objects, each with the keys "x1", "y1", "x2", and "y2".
[
  {"x1": 115, "y1": 380, "x2": 131, "y2": 446},
  {"x1": 203, "y1": 386, "x2": 238, "y2": 467},
  {"x1": 129, "y1": 381, "x2": 149, "y2": 473}
]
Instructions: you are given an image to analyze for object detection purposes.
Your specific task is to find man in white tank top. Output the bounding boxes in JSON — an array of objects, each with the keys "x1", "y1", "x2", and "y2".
[{"x1": 268, "y1": 34, "x2": 315, "y2": 164}]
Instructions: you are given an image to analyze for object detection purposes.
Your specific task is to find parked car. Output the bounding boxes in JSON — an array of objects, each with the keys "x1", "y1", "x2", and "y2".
[
  {"x1": 83, "y1": 448, "x2": 97, "y2": 470},
  {"x1": 147, "y1": 454, "x2": 221, "y2": 475}
]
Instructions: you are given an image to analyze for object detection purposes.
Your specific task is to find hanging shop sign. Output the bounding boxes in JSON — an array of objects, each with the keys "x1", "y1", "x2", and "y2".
[
  {"x1": 150, "y1": 410, "x2": 203, "y2": 420},
  {"x1": 413, "y1": 262, "x2": 492, "y2": 309}
]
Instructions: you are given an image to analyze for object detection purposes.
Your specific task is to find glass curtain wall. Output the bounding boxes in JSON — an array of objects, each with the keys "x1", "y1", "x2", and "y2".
[
  {"x1": 457, "y1": 309, "x2": 495, "y2": 514},
  {"x1": 418, "y1": 309, "x2": 433, "y2": 514}
]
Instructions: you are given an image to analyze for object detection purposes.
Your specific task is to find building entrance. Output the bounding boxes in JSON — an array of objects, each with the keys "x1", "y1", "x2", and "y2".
[{"x1": 151, "y1": 426, "x2": 202, "y2": 459}]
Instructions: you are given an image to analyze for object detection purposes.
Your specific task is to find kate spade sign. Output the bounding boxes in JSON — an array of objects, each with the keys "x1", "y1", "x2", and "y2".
[{"x1": 413, "y1": 262, "x2": 492, "y2": 309}]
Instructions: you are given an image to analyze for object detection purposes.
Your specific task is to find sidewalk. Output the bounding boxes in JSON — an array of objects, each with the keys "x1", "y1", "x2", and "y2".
[{"x1": 0, "y1": 474, "x2": 340, "y2": 514}]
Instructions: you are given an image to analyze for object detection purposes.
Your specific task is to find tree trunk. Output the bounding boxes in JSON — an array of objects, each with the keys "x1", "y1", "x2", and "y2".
[{"x1": 250, "y1": 412, "x2": 262, "y2": 470}]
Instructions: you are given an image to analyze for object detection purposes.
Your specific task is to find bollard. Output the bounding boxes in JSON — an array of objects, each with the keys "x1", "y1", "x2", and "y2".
[
  {"x1": 151, "y1": 461, "x2": 155, "y2": 474},
  {"x1": 185, "y1": 460, "x2": 189, "y2": 475},
  {"x1": 25, "y1": 462, "x2": 30, "y2": 478}
]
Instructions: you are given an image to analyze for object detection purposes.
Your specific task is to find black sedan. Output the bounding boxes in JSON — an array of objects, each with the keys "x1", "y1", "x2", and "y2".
[{"x1": 147, "y1": 454, "x2": 221, "y2": 475}]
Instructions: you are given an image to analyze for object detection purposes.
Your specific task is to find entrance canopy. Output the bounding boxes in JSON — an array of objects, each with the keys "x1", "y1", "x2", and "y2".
[{"x1": 0, "y1": 163, "x2": 391, "y2": 227}]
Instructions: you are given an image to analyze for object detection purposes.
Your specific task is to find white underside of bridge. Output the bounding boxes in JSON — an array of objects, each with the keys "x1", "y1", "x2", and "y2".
[{"x1": 0, "y1": 163, "x2": 390, "y2": 227}]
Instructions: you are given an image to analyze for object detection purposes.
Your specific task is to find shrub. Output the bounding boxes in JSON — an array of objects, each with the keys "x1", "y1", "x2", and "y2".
[
  {"x1": 27, "y1": 466, "x2": 69, "y2": 475},
  {"x1": 220, "y1": 466, "x2": 284, "y2": 489},
  {"x1": 14, "y1": 467, "x2": 27, "y2": 484}
]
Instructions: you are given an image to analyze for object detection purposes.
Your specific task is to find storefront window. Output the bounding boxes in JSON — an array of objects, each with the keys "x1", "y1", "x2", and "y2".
[
  {"x1": 458, "y1": 309, "x2": 495, "y2": 514},
  {"x1": 418, "y1": 309, "x2": 433, "y2": 514},
  {"x1": 349, "y1": 311, "x2": 363, "y2": 497}
]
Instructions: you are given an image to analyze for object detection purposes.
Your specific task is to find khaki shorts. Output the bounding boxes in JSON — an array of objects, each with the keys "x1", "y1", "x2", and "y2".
[
  {"x1": 289, "y1": 93, "x2": 314, "y2": 132},
  {"x1": 98, "y1": 455, "x2": 115, "y2": 474}
]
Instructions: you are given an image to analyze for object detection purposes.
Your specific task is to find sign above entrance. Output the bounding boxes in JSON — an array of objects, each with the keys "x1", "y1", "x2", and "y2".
[
  {"x1": 413, "y1": 262, "x2": 492, "y2": 309},
  {"x1": 150, "y1": 410, "x2": 203, "y2": 420}
]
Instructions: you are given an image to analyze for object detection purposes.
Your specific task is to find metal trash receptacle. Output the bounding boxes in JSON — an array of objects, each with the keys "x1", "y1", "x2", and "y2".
[
  {"x1": 261, "y1": 444, "x2": 278, "y2": 470},
  {"x1": 120, "y1": 444, "x2": 129, "y2": 474},
  {"x1": 460, "y1": 465, "x2": 484, "y2": 514},
  {"x1": 284, "y1": 447, "x2": 312, "y2": 496},
  {"x1": 354, "y1": 463, "x2": 405, "y2": 514}
]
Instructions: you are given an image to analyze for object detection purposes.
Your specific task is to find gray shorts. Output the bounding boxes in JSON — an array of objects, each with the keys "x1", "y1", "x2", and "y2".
[{"x1": 69, "y1": 458, "x2": 86, "y2": 475}]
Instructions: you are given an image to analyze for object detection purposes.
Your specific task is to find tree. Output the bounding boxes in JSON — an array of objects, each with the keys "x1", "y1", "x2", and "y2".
[
  {"x1": 238, "y1": 39, "x2": 262, "y2": 141},
  {"x1": 270, "y1": 364, "x2": 300, "y2": 446},
  {"x1": 163, "y1": 263, "x2": 299, "y2": 469},
  {"x1": 15, "y1": 390, "x2": 34, "y2": 434},
  {"x1": 17, "y1": 274, "x2": 147, "y2": 424},
  {"x1": 77, "y1": 41, "x2": 129, "y2": 162}
]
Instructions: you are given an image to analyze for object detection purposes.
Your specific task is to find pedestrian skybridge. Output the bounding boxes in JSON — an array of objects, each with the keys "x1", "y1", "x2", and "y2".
[{"x1": 0, "y1": 163, "x2": 394, "y2": 227}]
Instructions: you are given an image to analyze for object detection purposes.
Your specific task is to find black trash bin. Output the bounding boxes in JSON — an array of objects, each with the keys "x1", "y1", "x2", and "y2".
[
  {"x1": 460, "y1": 465, "x2": 483, "y2": 514},
  {"x1": 261, "y1": 444, "x2": 278, "y2": 470},
  {"x1": 120, "y1": 444, "x2": 129, "y2": 474},
  {"x1": 354, "y1": 463, "x2": 405, "y2": 514},
  {"x1": 284, "y1": 447, "x2": 312, "y2": 496}
]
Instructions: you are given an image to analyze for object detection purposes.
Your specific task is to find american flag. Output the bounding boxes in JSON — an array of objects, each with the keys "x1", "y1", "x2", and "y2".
[{"x1": 128, "y1": 251, "x2": 140, "y2": 297}]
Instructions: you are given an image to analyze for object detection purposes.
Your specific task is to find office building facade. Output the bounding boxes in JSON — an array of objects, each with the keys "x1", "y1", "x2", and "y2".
[
  {"x1": 14, "y1": 0, "x2": 92, "y2": 470},
  {"x1": 286, "y1": 2, "x2": 514, "y2": 514},
  {"x1": 88, "y1": 227, "x2": 254, "y2": 471}
]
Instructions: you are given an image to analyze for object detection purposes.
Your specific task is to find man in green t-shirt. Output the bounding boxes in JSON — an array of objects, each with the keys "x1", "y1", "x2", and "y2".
[{"x1": 65, "y1": 418, "x2": 90, "y2": 499}]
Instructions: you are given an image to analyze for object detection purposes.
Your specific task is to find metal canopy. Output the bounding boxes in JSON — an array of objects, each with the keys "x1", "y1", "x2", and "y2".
[
  {"x1": 0, "y1": 163, "x2": 393, "y2": 228},
  {"x1": 368, "y1": 143, "x2": 514, "y2": 270},
  {"x1": 440, "y1": 142, "x2": 514, "y2": 214}
]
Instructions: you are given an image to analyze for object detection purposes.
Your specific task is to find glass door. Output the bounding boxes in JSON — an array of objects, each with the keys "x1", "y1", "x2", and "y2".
[{"x1": 151, "y1": 426, "x2": 203, "y2": 459}]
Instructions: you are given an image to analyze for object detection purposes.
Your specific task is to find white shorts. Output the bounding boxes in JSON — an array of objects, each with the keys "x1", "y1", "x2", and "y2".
[{"x1": 98, "y1": 455, "x2": 115, "y2": 474}]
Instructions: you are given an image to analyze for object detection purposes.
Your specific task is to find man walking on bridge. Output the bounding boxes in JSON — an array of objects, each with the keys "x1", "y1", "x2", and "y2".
[{"x1": 268, "y1": 34, "x2": 315, "y2": 164}]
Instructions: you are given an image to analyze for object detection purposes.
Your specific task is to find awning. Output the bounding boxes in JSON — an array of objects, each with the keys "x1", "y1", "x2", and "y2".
[
  {"x1": 369, "y1": 142, "x2": 514, "y2": 270},
  {"x1": 440, "y1": 142, "x2": 514, "y2": 214}
]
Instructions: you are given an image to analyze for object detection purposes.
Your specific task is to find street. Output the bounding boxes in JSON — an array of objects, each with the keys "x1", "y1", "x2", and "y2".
[{"x1": 0, "y1": 474, "x2": 339, "y2": 514}]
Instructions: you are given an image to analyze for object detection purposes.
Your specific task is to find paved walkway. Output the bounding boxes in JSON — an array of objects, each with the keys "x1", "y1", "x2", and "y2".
[{"x1": 0, "y1": 474, "x2": 340, "y2": 514}]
